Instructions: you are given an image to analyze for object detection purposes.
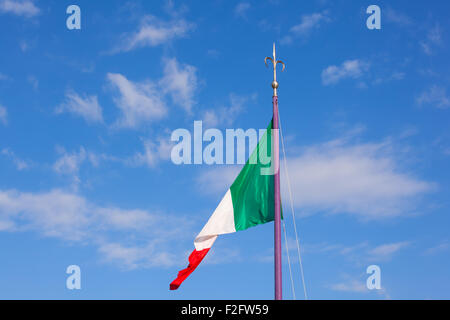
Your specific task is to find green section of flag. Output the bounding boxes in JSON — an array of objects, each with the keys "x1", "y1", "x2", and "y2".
[{"x1": 230, "y1": 119, "x2": 281, "y2": 232}]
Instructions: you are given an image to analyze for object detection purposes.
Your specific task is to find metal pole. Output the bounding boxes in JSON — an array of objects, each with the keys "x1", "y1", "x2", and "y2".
[
  {"x1": 265, "y1": 43, "x2": 285, "y2": 300},
  {"x1": 273, "y1": 95, "x2": 282, "y2": 300}
]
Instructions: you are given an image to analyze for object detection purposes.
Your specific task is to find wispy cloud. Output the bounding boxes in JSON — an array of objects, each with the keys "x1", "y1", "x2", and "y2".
[
  {"x1": 281, "y1": 11, "x2": 330, "y2": 44},
  {"x1": 56, "y1": 90, "x2": 104, "y2": 124},
  {"x1": 322, "y1": 59, "x2": 370, "y2": 86},
  {"x1": 202, "y1": 93, "x2": 257, "y2": 127},
  {"x1": 416, "y1": 85, "x2": 450, "y2": 109},
  {"x1": 328, "y1": 274, "x2": 391, "y2": 299},
  {"x1": 27, "y1": 74, "x2": 38, "y2": 91},
  {"x1": 113, "y1": 15, "x2": 193, "y2": 53},
  {"x1": 108, "y1": 58, "x2": 198, "y2": 128},
  {"x1": 197, "y1": 166, "x2": 242, "y2": 195},
  {"x1": 0, "y1": 189, "x2": 90, "y2": 237},
  {"x1": 127, "y1": 136, "x2": 173, "y2": 168},
  {"x1": 160, "y1": 58, "x2": 198, "y2": 112},
  {"x1": 107, "y1": 73, "x2": 167, "y2": 128},
  {"x1": 234, "y1": 2, "x2": 251, "y2": 19},
  {"x1": 384, "y1": 7, "x2": 413, "y2": 26},
  {"x1": 303, "y1": 241, "x2": 369, "y2": 257},
  {"x1": 0, "y1": 73, "x2": 9, "y2": 81},
  {"x1": 283, "y1": 135, "x2": 432, "y2": 219},
  {"x1": 368, "y1": 241, "x2": 410, "y2": 261},
  {"x1": 304, "y1": 240, "x2": 409, "y2": 263},
  {"x1": 0, "y1": 0, "x2": 40, "y2": 18},
  {"x1": 372, "y1": 72, "x2": 405, "y2": 85},
  {"x1": 329, "y1": 279, "x2": 368, "y2": 293},
  {"x1": 0, "y1": 104, "x2": 7, "y2": 125},
  {"x1": 203, "y1": 247, "x2": 241, "y2": 265},
  {"x1": 291, "y1": 12, "x2": 329, "y2": 35},
  {"x1": 98, "y1": 242, "x2": 177, "y2": 270},
  {"x1": 424, "y1": 240, "x2": 450, "y2": 255},
  {"x1": 53, "y1": 147, "x2": 97, "y2": 189},
  {"x1": 52, "y1": 138, "x2": 173, "y2": 176},
  {"x1": 206, "y1": 49, "x2": 220, "y2": 58},
  {"x1": 420, "y1": 24, "x2": 442, "y2": 55},
  {"x1": 53, "y1": 147, "x2": 89, "y2": 176},
  {"x1": 0, "y1": 188, "x2": 192, "y2": 268},
  {"x1": 19, "y1": 39, "x2": 31, "y2": 52},
  {"x1": 1, "y1": 148, "x2": 31, "y2": 170}
]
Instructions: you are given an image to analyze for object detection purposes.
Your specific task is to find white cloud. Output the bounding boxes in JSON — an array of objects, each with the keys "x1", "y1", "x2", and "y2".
[
  {"x1": 391, "y1": 72, "x2": 405, "y2": 80},
  {"x1": 54, "y1": 147, "x2": 86, "y2": 175},
  {"x1": 425, "y1": 240, "x2": 450, "y2": 255},
  {"x1": 98, "y1": 242, "x2": 177, "y2": 270},
  {"x1": 160, "y1": 58, "x2": 197, "y2": 112},
  {"x1": 27, "y1": 74, "x2": 38, "y2": 91},
  {"x1": 163, "y1": 0, "x2": 188, "y2": 18},
  {"x1": 107, "y1": 58, "x2": 198, "y2": 128},
  {"x1": 19, "y1": 38, "x2": 37, "y2": 52},
  {"x1": 329, "y1": 279, "x2": 368, "y2": 293},
  {"x1": 281, "y1": 11, "x2": 330, "y2": 44},
  {"x1": 199, "y1": 130, "x2": 433, "y2": 220},
  {"x1": 427, "y1": 25, "x2": 442, "y2": 44},
  {"x1": 420, "y1": 24, "x2": 442, "y2": 55},
  {"x1": 203, "y1": 247, "x2": 241, "y2": 265},
  {"x1": 0, "y1": 104, "x2": 7, "y2": 125},
  {"x1": 53, "y1": 138, "x2": 173, "y2": 175},
  {"x1": 95, "y1": 207, "x2": 156, "y2": 231},
  {"x1": 304, "y1": 240, "x2": 409, "y2": 263},
  {"x1": 53, "y1": 147, "x2": 99, "y2": 189},
  {"x1": 384, "y1": 7, "x2": 413, "y2": 26},
  {"x1": 115, "y1": 15, "x2": 193, "y2": 53},
  {"x1": 283, "y1": 137, "x2": 432, "y2": 219},
  {"x1": 203, "y1": 110, "x2": 220, "y2": 127},
  {"x1": 127, "y1": 137, "x2": 173, "y2": 168},
  {"x1": 98, "y1": 243, "x2": 149, "y2": 270},
  {"x1": 56, "y1": 90, "x2": 103, "y2": 123},
  {"x1": 303, "y1": 241, "x2": 369, "y2": 256},
  {"x1": 202, "y1": 93, "x2": 257, "y2": 127},
  {"x1": 197, "y1": 166, "x2": 242, "y2": 195},
  {"x1": 328, "y1": 275, "x2": 390, "y2": 298},
  {"x1": 291, "y1": 12, "x2": 328, "y2": 35},
  {"x1": 368, "y1": 241, "x2": 410, "y2": 261},
  {"x1": 206, "y1": 49, "x2": 220, "y2": 58},
  {"x1": 19, "y1": 39, "x2": 30, "y2": 52},
  {"x1": 372, "y1": 72, "x2": 406, "y2": 85},
  {"x1": 0, "y1": 189, "x2": 91, "y2": 240},
  {"x1": 234, "y1": 2, "x2": 251, "y2": 19},
  {"x1": 107, "y1": 73, "x2": 167, "y2": 128},
  {"x1": 416, "y1": 85, "x2": 450, "y2": 109},
  {"x1": 322, "y1": 59, "x2": 370, "y2": 86},
  {"x1": 0, "y1": 0, "x2": 40, "y2": 17},
  {"x1": 420, "y1": 43, "x2": 432, "y2": 55},
  {"x1": 0, "y1": 188, "x2": 192, "y2": 268},
  {"x1": 1, "y1": 148, "x2": 31, "y2": 170}
]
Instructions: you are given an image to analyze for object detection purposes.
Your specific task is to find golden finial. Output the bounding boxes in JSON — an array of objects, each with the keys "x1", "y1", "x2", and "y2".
[{"x1": 264, "y1": 43, "x2": 285, "y2": 96}]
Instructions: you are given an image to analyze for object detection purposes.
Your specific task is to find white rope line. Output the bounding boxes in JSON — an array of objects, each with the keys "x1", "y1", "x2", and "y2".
[
  {"x1": 282, "y1": 219, "x2": 296, "y2": 300},
  {"x1": 278, "y1": 111, "x2": 308, "y2": 300}
]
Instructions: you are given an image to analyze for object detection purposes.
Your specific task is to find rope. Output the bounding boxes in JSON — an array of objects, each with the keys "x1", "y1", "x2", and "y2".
[
  {"x1": 278, "y1": 111, "x2": 308, "y2": 300},
  {"x1": 282, "y1": 219, "x2": 296, "y2": 300}
]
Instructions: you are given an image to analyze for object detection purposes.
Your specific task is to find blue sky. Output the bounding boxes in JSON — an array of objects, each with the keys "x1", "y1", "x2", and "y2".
[{"x1": 0, "y1": 0, "x2": 449, "y2": 299}]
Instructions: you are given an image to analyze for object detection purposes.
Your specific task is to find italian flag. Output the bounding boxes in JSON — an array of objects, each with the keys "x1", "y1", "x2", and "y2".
[{"x1": 170, "y1": 119, "x2": 279, "y2": 290}]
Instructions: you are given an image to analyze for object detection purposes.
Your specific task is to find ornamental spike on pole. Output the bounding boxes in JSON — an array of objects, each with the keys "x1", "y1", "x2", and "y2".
[
  {"x1": 265, "y1": 43, "x2": 284, "y2": 300},
  {"x1": 264, "y1": 42, "x2": 285, "y2": 97}
]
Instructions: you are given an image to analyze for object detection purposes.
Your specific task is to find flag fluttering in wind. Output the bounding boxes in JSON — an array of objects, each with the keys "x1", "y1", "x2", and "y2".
[{"x1": 170, "y1": 119, "x2": 279, "y2": 290}]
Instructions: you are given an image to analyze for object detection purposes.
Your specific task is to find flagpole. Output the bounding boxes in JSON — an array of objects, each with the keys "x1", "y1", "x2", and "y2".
[{"x1": 265, "y1": 43, "x2": 285, "y2": 300}]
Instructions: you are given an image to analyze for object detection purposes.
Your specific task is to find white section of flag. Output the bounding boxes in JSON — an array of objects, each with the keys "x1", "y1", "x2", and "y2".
[{"x1": 194, "y1": 189, "x2": 236, "y2": 251}]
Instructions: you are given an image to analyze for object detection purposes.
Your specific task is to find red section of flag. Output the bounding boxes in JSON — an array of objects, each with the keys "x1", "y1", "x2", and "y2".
[{"x1": 170, "y1": 248, "x2": 210, "y2": 290}]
